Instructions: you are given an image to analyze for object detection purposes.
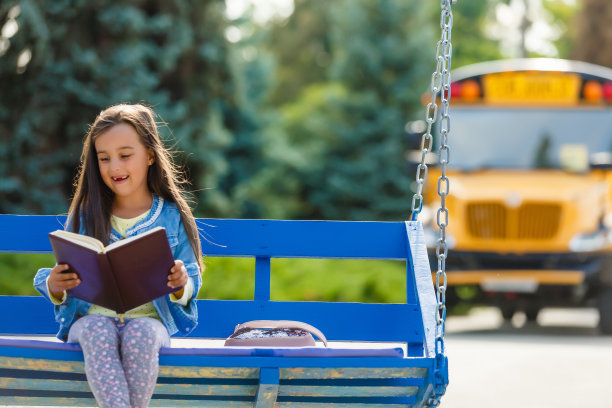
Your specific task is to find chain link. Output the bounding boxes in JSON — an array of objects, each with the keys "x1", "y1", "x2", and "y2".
[{"x1": 416, "y1": 0, "x2": 453, "y2": 406}]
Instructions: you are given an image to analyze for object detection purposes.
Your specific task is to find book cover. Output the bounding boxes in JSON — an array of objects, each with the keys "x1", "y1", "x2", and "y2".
[{"x1": 49, "y1": 227, "x2": 177, "y2": 314}]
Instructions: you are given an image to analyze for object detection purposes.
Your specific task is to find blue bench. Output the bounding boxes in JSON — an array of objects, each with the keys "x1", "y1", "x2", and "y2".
[{"x1": 0, "y1": 214, "x2": 448, "y2": 407}]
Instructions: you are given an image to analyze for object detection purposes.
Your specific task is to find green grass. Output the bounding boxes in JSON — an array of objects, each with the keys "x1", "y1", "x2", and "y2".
[{"x1": 1, "y1": 254, "x2": 407, "y2": 303}]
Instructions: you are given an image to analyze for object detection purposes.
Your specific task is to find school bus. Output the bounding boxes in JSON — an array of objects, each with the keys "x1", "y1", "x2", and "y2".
[{"x1": 411, "y1": 58, "x2": 612, "y2": 333}]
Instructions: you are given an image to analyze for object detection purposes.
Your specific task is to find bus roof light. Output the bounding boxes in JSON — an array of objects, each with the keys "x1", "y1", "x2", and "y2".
[
  {"x1": 461, "y1": 80, "x2": 480, "y2": 102},
  {"x1": 583, "y1": 80, "x2": 603, "y2": 103},
  {"x1": 603, "y1": 82, "x2": 612, "y2": 102},
  {"x1": 450, "y1": 82, "x2": 461, "y2": 99}
]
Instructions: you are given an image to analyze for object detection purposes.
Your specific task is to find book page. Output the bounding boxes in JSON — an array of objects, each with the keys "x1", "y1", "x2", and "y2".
[
  {"x1": 106, "y1": 226, "x2": 166, "y2": 252},
  {"x1": 49, "y1": 230, "x2": 105, "y2": 253}
]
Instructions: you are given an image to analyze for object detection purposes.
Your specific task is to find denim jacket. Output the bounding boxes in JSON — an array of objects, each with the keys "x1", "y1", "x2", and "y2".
[{"x1": 34, "y1": 195, "x2": 202, "y2": 341}]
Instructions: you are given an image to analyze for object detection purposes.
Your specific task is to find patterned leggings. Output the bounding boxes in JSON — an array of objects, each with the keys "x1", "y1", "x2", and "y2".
[{"x1": 68, "y1": 315, "x2": 170, "y2": 408}]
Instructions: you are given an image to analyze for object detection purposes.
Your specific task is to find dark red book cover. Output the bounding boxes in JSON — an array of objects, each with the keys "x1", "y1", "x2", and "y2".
[{"x1": 49, "y1": 227, "x2": 177, "y2": 314}]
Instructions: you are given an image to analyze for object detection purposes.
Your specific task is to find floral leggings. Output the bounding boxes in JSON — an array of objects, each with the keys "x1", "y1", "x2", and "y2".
[{"x1": 68, "y1": 315, "x2": 170, "y2": 408}]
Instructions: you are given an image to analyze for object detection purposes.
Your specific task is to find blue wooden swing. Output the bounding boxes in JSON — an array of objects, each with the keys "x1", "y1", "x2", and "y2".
[{"x1": 0, "y1": 2, "x2": 453, "y2": 406}]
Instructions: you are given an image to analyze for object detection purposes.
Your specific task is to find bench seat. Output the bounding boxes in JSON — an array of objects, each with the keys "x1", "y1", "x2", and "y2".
[{"x1": 0, "y1": 216, "x2": 448, "y2": 407}]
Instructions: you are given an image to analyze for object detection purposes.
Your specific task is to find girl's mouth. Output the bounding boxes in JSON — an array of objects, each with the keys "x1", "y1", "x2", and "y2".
[{"x1": 112, "y1": 176, "x2": 129, "y2": 183}]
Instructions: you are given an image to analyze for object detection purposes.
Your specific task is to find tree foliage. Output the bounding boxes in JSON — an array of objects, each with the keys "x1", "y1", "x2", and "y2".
[
  {"x1": 252, "y1": 0, "x2": 435, "y2": 221},
  {"x1": 0, "y1": 0, "x2": 265, "y2": 217}
]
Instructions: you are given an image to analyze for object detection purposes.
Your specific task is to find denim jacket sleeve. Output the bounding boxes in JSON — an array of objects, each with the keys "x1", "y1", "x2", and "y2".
[
  {"x1": 34, "y1": 266, "x2": 92, "y2": 341},
  {"x1": 168, "y1": 215, "x2": 202, "y2": 334}
]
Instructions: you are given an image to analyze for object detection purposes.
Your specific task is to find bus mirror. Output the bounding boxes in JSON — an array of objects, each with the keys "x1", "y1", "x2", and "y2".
[
  {"x1": 560, "y1": 144, "x2": 589, "y2": 173},
  {"x1": 404, "y1": 120, "x2": 427, "y2": 149},
  {"x1": 590, "y1": 152, "x2": 612, "y2": 169}
]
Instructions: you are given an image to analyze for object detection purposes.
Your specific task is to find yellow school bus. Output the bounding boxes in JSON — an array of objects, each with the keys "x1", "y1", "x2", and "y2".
[{"x1": 413, "y1": 58, "x2": 612, "y2": 333}]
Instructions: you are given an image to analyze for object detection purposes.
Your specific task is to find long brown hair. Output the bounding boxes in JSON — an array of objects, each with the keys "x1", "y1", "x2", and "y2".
[{"x1": 69, "y1": 103, "x2": 203, "y2": 270}]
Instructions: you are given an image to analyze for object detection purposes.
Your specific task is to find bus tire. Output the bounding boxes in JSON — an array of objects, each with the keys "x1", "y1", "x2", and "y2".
[
  {"x1": 500, "y1": 306, "x2": 515, "y2": 321},
  {"x1": 599, "y1": 288, "x2": 612, "y2": 335},
  {"x1": 524, "y1": 307, "x2": 540, "y2": 322}
]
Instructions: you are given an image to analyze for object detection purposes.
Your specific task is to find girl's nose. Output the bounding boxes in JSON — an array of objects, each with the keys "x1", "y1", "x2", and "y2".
[{"x1": 110, "y1": 159, "x2": 121, "y2": 171}]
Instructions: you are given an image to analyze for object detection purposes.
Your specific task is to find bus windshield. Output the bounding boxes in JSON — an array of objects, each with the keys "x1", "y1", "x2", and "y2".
[{"x1": 448, "y1": 108, "x2": 612, "y2": 171}]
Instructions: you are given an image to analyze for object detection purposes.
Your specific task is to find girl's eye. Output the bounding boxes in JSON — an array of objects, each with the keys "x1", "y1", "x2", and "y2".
[
  {"x1": 121, "y1": 154, "x2": 132, "y2": 159},
  {"x1": 99, "y1": 157, "x2": 109, "y2": 162}
]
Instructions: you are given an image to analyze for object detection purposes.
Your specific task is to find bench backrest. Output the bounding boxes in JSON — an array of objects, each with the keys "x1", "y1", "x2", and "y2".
[{"x1": 0, "y1": 214, "x2": 436, "y2": 356}]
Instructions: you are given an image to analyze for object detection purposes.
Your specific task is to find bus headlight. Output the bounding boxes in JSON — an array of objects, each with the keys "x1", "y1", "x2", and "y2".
[{"x1": 569, "y1": 229, "x2": 610, "y2": 252}]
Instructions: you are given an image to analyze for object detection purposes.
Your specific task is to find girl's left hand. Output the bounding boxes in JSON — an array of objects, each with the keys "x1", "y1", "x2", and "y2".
[{"x1": 168, "y1": 260, "x2": 188, "y2": 295}]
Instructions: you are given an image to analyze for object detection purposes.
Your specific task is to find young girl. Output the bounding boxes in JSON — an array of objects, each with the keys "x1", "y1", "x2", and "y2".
[{"x1": 34, "y1": 103, "x2": 203, "y2": 408}]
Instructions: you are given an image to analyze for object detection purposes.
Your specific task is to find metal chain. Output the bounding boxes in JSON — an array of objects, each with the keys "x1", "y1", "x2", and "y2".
[{"x1": 417, "y1": 0, "x2": 453, "y2": 407}]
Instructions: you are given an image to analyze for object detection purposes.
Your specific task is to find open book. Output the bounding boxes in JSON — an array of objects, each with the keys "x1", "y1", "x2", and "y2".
[{"x1": 49, "y1": 227, "x2": 177, "y2": 314}]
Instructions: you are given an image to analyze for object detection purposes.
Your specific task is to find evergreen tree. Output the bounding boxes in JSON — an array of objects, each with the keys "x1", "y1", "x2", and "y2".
[
  {"x1": 0, "y1": 1, "x2": 263, "y2": 217},
  {"x1": 450, "y1": 0, "x2": 502, "y2": 67},
  {"x1": 258, "y1": 0, "x2": 435, "y2": 221}
]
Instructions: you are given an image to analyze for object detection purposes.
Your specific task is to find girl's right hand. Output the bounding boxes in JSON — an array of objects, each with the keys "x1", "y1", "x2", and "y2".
[{"x1": 48, "y1": 264, "x2": 81, "y2": 299}]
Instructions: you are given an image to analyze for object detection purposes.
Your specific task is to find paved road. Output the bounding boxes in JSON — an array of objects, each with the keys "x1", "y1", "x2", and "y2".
[{"x1": 442, "y1": 307, "x2": 612, "y2": 408}]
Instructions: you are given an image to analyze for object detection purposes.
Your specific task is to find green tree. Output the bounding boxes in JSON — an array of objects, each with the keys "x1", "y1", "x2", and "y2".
[
  {"x1": 449, "y1": 0, "x2": 502, "y2": 67},
  {"x1": 543, "y1": 0, "x2": 580, "y2": 59},
  {"x1": 256, "y1": 0, "x2": 435, "y2": 221},
  {"x1": 265, "y1": 0, "x2": 331, "y2": 106},
  {"x1": 0, "y1": 0, "x2": 266, "y2": 218}
]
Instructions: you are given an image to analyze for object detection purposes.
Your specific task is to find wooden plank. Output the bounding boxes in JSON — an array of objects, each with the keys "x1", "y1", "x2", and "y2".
[
  {"x1": 275, "y1": 404, "x2": 414, "y2": 408},
  {"x1": 0, "y1": 215, "x2": 411, "y2": 259},
  {"x1": 0, "y1": 396, "x2": 254, "y2": 407},
  {"x1": 280, "y1": 367, "x2": 427, "y2": 380},
  {"x1": 156, "y1": 383, "x2": 256, "y2": 396},
  {"x1": 0, "y1": 356, "x2": 85, "y2": 373},
  {"x1": 255, "y1": 367, "x2": 279, "y2": 408},
  {"x1": 0, "y1": 377, "x2": 90, "y2": 392},
  {"x1": 278, "y1": 385, "x2": 418, "y2": 398},
  {"x1": 254, "y1": 257, "x2": 272, "y2": 301},
  {"x1": 150, "y1": 401, "x2": 253, "y2": 408},
  {"x1": 159, "y1": 365, "x2": 259, "y2": 379},
  {"x1": 0, "y1": 297, "x2": 421, "y2": 343},
  {"x1": 0, "y1": 377, "x2": 257, "y2": 396},
  {"x1": 0, "y1": 356, "x2": 261, "y2": 379},
  {"x1": 406, "y1": 221, "x2": 437, "y2": 358},
  {"x1": 0, "y1": 215, "x2": 66, "y2": 253},
  {"x1": 204, "y1": 219, "x2": 412, "y2": 259},
  {"x1": 192, "y1": 300, "x2": 420, "y2": 342},
  {"x1": 0, "y1": 396, "x2": 96, "y2": 407}
]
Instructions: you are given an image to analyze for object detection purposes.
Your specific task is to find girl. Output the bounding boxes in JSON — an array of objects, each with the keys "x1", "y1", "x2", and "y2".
[{"x1": 34, "y1": 103, "x2": 203, "y2": 408}]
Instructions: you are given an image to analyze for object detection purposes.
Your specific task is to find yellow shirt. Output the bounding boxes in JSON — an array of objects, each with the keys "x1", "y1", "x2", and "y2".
[{"x1": 88, "y1": 211, "x2": 160, "y2": 319}]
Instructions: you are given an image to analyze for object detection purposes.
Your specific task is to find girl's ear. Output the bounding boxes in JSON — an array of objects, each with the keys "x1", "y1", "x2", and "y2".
[{"x1": 148, "y1": 149, "x2": 155, "y2": 166}]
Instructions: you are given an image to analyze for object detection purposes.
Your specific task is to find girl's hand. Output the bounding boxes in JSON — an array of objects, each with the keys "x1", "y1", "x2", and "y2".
[
  {"x1": 168, "y1": 260, "x2": 188, "y2": 297},
  {"x1": 48, "y1": 264, "x2": 81, "y2": 299}
]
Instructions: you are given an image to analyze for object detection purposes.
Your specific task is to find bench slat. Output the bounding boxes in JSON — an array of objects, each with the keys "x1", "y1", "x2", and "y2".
[
  {"x1": 280, "y1": 367, "x2": 427, "y2": 380},
  {"x1": 0, "y1": 215, "x2": 411, "y2": 259},
  {"x1": 0, "y1": 396, "x2": 255, "y2": 407},
  {"x1": 279, "y1": 385, "x2": 418, "y2": 397},
  {"x1": 0, "y1": 377, "x2": 258, "y2": 397},
  {"x1": 275, "y1": 404, "x2": 415, "y2": 408},
  {"x1": 0, "y1": 296, "x2": 424, "y2": 344}
]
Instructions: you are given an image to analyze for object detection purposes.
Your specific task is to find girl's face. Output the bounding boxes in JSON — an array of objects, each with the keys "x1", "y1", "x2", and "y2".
[{"x1": 94, "y1": 123, "x2": 154, "y2": 207}]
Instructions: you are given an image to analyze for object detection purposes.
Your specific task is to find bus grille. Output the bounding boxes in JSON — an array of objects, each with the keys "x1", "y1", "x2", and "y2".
[{"x1": 466, "y1": 202, "x2": 561, "y2": 240}]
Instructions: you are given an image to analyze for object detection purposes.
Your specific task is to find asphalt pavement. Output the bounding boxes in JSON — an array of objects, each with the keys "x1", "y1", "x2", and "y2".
[{"x1": 442, "y1": 307, "x2": 611, "y2": 408}]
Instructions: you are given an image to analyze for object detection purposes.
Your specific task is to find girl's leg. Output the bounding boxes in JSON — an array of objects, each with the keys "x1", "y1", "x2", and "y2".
[
  {"x1": 67, "y1": 315, "x2": 130, "y2": 408},
  {"x1": 120, "y1": 317, "x2": 170, "y2": 408}
]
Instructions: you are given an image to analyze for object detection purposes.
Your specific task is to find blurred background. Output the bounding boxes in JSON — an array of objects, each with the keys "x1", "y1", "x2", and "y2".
[
  {"x1": 1, "y1": 0, "x2": 611, "y2": 304},
  {"x1": 1, "y1": 0, "x2": 612, "y2": 406}
]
